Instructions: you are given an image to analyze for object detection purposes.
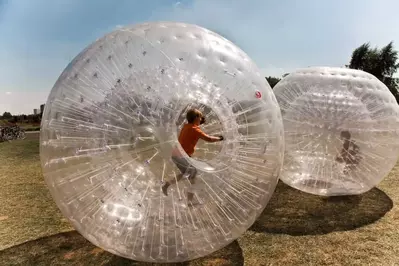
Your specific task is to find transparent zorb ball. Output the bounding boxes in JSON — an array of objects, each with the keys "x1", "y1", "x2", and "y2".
[
  {"x1": 274, "y1": 67, "x2": 399, "y2": 196},
  {"x1": 40, "y1": 22, "x2": 284, "y2": 262}
]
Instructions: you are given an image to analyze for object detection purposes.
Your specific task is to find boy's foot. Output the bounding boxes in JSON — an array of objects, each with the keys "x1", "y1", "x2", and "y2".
[
  {"x1": 162, "y1": 182, "x2": 170, "y2": 196},
  {"x1": 187, "y1": 192, "x2": 204, "y2": 207},
  {"x1": 188, "y1": 176, "x2": 195, "y2": 184},
  {"x1": 187, "y1": 192, "x2": 194, "y2": 202}
]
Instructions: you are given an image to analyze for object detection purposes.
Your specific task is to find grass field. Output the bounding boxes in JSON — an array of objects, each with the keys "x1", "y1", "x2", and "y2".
[{"x1": 1, "y1": 134, "x2": 399, "y2": 265}]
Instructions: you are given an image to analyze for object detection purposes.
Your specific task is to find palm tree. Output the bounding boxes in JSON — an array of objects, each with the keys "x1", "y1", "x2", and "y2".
[{"x1": 349, "y1": 42, "x2": 399, "y2": 103}]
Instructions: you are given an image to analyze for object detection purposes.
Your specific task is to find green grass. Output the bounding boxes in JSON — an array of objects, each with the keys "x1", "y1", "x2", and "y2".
[
  {"x1": 0, "y1": 138, "x2": 72, "y2": 252},
  {"x1": 17, "y1": 123, "x2": 41, "y2": 131},
  {"x1": 0, "y1": 231, "x2": 243, "y2": 266},
  {"x1": 24, "y1": 127, "x2": 41, "y2": 132},
  {"x1": 1, "y1": 135, "x2": 399, "y2": 265}
]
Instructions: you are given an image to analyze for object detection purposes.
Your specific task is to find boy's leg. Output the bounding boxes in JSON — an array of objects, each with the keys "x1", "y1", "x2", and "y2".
[
  {"x1": 162, "y1": 156, "x2": 189, "y2": 196},
  {"x1": 186, "y1": 167, "x2": 198, "y2": 202},
  {"x1": 187, "y1": 167, "x2": 197, "y2": 184}
]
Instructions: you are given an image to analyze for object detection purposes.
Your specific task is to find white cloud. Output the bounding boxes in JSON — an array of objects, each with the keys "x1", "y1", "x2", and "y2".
[{"x1": 5, "y1": 92, "x2": 11, "y2": 95}]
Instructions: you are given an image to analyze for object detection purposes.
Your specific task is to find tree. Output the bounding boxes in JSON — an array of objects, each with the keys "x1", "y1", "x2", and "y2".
[
  {"x1": 2, "y1": 112, "x2": 12, "y2": 119},
  {"x1": 349, "y1": 42, "x2": 399, "y2": 103},
  {"x1": 349, "y1": 43, "x2": 371, "y2": 71},
  {"x1": 265, "y1": 76, "x2": 281, "y2": 89}
]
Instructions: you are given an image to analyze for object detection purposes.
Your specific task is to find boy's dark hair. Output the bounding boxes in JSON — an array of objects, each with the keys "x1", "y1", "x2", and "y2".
[{"x1": 186, "y1": 109, "x2": 201, "y2": 123}]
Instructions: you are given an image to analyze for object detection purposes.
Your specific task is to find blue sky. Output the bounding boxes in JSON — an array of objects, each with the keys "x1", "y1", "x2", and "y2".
[{"x1": 1, "y1": 0, "x2": 399, "y2": 114}]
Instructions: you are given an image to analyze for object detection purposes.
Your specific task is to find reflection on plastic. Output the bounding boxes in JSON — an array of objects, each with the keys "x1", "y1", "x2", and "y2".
[
  {"x1": 274, "y1": 67, "x2": 399, "y2": 196},
  {"x1": 39, "y1": 22, "x2": 284, "y2": 262}
]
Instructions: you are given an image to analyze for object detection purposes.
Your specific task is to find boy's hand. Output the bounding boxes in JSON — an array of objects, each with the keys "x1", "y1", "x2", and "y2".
[{"x1": 218, "y1": 136, "x2": 224, "y2": 141}]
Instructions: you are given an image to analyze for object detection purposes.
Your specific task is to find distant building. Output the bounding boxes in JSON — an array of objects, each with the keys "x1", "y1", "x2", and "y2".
[
  {"x1": 40, "y1": 104, "x2": 45, "y2": 114},
  {"x1": 33, "y1": 109, "x2": 38, "y2": 115}
]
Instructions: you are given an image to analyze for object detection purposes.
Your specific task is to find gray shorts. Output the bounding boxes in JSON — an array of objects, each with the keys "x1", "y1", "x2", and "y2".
[{"x1": 172, "y1": 156, "x2": 197, "y2": 180}]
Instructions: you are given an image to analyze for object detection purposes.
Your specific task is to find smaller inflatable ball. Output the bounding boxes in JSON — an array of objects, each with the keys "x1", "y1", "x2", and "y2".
[
  {"x1": 40, "y1": 22, "x2": 284, "y2": 262},
  {"x1": 273, "y1": 67, "x2": 399, "y2": 196}
]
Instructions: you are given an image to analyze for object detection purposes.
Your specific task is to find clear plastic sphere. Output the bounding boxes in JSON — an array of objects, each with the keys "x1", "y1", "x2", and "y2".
[
  {"x1": 40, "y1": 22, "x2": 284, "y2": 262},
  {"x1": 274, "y1": 67, "x2": 399, "y2": 196}
]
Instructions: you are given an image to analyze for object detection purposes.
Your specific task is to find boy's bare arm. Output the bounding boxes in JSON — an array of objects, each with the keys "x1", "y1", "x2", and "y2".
[{"x1": 199, "y1": 133, "x2": 223, "y2": 142}]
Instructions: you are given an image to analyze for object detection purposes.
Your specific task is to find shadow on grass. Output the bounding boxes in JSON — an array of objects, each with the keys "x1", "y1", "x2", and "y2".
[
  {"x1": 0, "y1": 231, "x2": 244, "y2": 266},
  {"x1": 250, "y1": 181, "x2": 393, "y2": 236}
]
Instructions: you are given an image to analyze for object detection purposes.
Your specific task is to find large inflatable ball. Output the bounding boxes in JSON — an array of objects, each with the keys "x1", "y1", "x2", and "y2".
[
  {"x1": 274, "y1": 67, "x2": 399, "y2": 196},
  {"x1": 40, "y1": 22, "x2": 284, "y2": 262}
]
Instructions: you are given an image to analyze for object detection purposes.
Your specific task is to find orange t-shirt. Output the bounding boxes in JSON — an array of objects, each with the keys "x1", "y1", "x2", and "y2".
[{"x1": 177, "y1": 123, "x2": 206, "y2": 157}]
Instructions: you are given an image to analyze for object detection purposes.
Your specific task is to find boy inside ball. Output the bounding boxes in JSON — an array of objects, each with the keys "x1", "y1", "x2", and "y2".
[
  {"x1": 162, "y1": 108, "x2": 224, "y2": 202},
  {"x1": 335, "y1": 130, "x2": 361, "y2": 174}
]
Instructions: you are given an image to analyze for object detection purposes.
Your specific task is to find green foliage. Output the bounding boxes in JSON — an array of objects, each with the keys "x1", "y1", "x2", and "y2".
[
  {"x1": 2, "y1": 112, "x2": 12, "y2": 119},
  {"x1": 349, "y1": 42, "x2": 399, "y2": 103},
  {"x1": 266, "y1": 76, "x2": 281, "y2": 88}
]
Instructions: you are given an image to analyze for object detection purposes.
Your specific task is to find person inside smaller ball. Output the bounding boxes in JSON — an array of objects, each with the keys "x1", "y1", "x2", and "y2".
[
  {"x1": 335, "y1": 130, "x2": 361, "y2": 174},
  {"x1": 162, "y1": 108, "x2": 224, "y2": 202}
]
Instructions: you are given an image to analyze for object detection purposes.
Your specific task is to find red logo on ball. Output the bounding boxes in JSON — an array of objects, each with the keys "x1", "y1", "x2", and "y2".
[{"x1": 255, "y1": 90, "x2": 262, "y2": 99}]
